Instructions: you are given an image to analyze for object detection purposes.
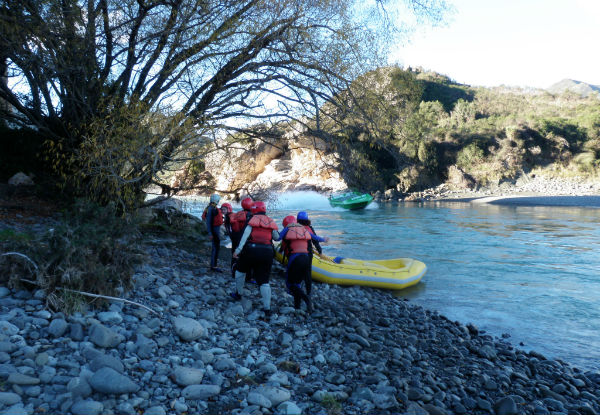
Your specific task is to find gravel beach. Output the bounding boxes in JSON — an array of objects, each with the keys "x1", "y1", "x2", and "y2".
[{"x1": 1, "y1": 215, "x2": 599, "y2": 415}]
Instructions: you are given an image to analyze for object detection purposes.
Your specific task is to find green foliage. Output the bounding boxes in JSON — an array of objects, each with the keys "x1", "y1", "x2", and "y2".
[
  {"x1": 420, "y1": 78, "x2": 474, "y2": 112},
  {"x1": 0, "y1": 200, "x2": 145, "y2": 313},
  {"x1": 456, "y1": 142, "x2": 485, "y2": 170},
  {"x1": 327, "y1": 67, "x2": 600, "y2": 193},
  {"x1": 321, "y1": 394, "x2": 342, "y2": 415},
  {"x1": 0, "y1": 229, "x2": 33, "y2": 243}
]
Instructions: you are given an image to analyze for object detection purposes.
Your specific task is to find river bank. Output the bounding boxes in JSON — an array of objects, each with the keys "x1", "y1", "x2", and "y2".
[
  {"x1": 403, "y1": 174, "x2": 600, "y2": 206},
  {"x1": 0, "y1": 216, "x2": 599, "y2": 415}
]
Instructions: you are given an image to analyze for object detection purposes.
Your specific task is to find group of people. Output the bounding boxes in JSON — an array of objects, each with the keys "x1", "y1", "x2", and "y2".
[{"x1": 203, "y1": 194, "x2": 328, "y2": 317}]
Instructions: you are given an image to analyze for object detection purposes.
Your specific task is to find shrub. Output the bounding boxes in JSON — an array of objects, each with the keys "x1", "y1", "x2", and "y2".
[
  {"x1": 0, "y1": 200, "x2": 145, "y2": 312},
  {"x1": 456, "y1": 142, "x2": 485, "y2": 170}
]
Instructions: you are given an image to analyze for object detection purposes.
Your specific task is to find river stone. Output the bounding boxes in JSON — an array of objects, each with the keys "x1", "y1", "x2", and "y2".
[
  {"x1": 144, "y1": 406, "x2": 166, "y2": 415},
  {"x1": 0, "y1": 392, "x2": 21, "y2": 405},
  {"x1": 181, "y1": 384, "x2": 221, "y2": 400},
  {"x1": 35, "y1": 352, "x2": 49, "y2": 366},
  {"x1": 494, "y1": 396, "x2": 518, "y2": 415},
  {"x1": 325, "y1": 373, "x2": 346, "y2": 385},
  {"x1": 7, "y1": 373, "x2": 40, "y2": 385},
  {"x1": 71, "y1": 400, "x2": 104, "y2": 415},
  {"x1": 276, "y1": 401, "x2": 302, "y2": 415},
  {"x1": 247, "y1": 391, "x2": 272, "y2": 408},
  {"x1": 0, "y1": 287, "x2": 9, "y2": 297},
  {"x1": 172, "y1": 317, "x2": 204, "y2": 341},
  {"x1": 4, "y1": 404, "x2": 28, "y2": 415},
  {"x1": 268, "y1": 372, "x2": 290, "y2": 386},
  {"x1": 98, "y1": 311, "x2": 123, "y2": 325},
  {"x1": 34, "y1": 310, "x2": 51, "y2": 319},
  {"x1": 89, "y1": 323, "x2": 124, "y2": 348},
  {"x1": 89, "y1": 367, "x2": 139, "y2": 394},
  {"x1": 214, "y1": 357, "x2": 236, "y2": 371},
  {"x1": 373, "y1": 393, "x2": 398, "y2": 409},
  {"x1": 477, "y1": 398, "x2": 492, "y2": 411},
  {"x1": 135, "y1": 334, "x2": 157, "y2": 359},
  {"x1": 0, "y1": 321, "x2": 19, "y2": 336},
  {"x1": 324, "y1": 350, "x2": 341, "y2": 365},
  {"x1": 47, "y1": 318, "x2": 68, "y2": 337},
  {"x1": 0, "y1": 341, "x2": 16, "y2": 353},
  {"x1": 405, "y1": 402, "x2": 429, "y2": 415},
  {"x1": 478, "y1": 345, "x2": 497, "y2": 360},
  {"x1": 254, "y1": 386, "x2": 291, "y2": 407},
  {"x1": 422, "y1": 404, "x2": 448, "y2": 415},
  {"x1": 69, "y1": 323, "x2": 84, "y2": 341},
  {"x1": 89, "y1": 354, "x2": 124, "y2": 373},
  {"x1": 67, "y1": 376, "x2": 92, "y2": 398},
  {"x1": 171, "y1": 366, "x2": 205, "y2": 386},
  {"x1": 346, "y1": 333, "x2": 370, "y2": 348}
]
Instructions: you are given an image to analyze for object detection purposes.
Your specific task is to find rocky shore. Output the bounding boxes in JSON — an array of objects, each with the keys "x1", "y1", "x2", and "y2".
[
  {"x1": 393, "y1": 175, "x2": 600, "y2": 203},
  {"x1": 1, "y1": 218, "x2": 600, "y2": 415}
]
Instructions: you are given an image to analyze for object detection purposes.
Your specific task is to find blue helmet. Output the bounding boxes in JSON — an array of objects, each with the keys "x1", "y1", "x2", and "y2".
[{"x1": 297, "y1": 211, "x2": 309, "y2": 221}]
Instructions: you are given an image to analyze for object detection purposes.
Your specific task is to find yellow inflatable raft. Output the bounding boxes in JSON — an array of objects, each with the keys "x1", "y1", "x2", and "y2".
[{"x1": 275, "y1": 247, "x2": 426, "y2": 290}]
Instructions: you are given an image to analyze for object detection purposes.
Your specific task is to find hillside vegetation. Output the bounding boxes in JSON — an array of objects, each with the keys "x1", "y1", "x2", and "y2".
[{"x1": 323, "y1": 68, "x2": 600, "y2": 193}]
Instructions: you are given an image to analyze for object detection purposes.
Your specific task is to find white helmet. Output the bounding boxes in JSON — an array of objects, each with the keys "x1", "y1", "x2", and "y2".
[{"x1": 210, "y1": 194, "x2": 221, "y2": 204}]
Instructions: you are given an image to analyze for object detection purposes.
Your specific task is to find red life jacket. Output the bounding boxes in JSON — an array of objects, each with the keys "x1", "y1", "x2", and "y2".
[
  {"x1": 230, "y1": 210, "x2": 250, "y2": 233},
  {"x1": 283, "y1": 224, "x2": 311, "y2": 254},
  {"x1": 248, "y1": 214, "x2": 278, "y2": 245},
  {"x1": 202, "y1": 204, "x2": 223, "y2": 226}
]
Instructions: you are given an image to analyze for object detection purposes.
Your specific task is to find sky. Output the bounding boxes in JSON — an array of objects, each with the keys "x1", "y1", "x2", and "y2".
[{"x1": 390, "y1": 0, "x2": 600, "y2": 89}]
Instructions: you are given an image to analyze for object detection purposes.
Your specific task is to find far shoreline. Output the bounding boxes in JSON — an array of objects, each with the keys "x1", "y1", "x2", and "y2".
[{"x1": 429, "y1": 194, "x2": 600, "y2": 208}]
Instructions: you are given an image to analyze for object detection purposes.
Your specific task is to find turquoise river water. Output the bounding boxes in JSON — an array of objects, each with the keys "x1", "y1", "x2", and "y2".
[{"x1": 186, "y1": 191, "x2": 600, "y2": 372}]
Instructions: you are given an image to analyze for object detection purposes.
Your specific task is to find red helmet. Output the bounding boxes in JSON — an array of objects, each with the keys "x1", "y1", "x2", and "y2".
[
  {"x1": 241, "y1": 197, "x2": 253, "y2": 211},
  {"x1": 221, "y1": 203, "x2": 232, "y2": 214},
  {"x1": 251, "y1": 201, "x2": 266, "y2": 214},
  {"x1": 282, "y1": 215, "x2": 296, "y2": 228}
]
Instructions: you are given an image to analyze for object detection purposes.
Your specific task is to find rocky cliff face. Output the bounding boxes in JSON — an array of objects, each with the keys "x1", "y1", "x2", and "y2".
[{"x1": 204, "y1": 128, "x2": 347, "y2": 198}]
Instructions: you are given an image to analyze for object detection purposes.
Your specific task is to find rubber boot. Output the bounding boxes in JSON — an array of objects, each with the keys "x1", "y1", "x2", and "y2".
[{"x1": 260, "y1": 284, "x2": 271, "y2": 311}]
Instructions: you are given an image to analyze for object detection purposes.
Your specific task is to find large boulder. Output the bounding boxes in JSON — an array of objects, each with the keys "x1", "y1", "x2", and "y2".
[{"x1": 8, "y1": 172, "x2": 34, "y2": 186}]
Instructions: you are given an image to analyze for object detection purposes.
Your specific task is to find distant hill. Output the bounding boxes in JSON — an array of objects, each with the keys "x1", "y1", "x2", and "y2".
[{"x1": 547, "y1": 79, "x2": 600, "y2": 97}]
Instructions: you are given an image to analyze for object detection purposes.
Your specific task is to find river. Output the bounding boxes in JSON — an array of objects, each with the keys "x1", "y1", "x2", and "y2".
[{"x1": 185, "y1": 191, "x2": 600, "y2": 372}]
